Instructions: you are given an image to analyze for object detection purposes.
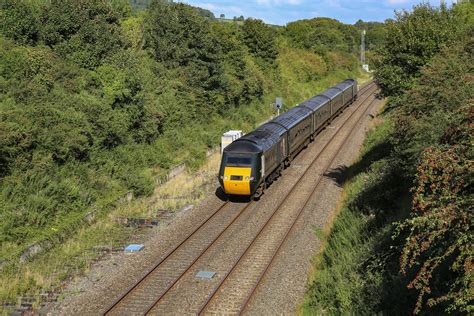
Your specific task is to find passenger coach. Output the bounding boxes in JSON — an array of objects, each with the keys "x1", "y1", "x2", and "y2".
[{"x1": 218, "y1": 79, "x2": 358, "y2": 199}]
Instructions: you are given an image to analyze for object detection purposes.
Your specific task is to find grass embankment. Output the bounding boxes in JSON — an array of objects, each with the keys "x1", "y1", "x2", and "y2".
[
  {"x1": 301, "y1": 112, "x2": 414, "y2": 314},
  {"x1": 0, "y1": 54, "x2": 364, "y2": 313}
]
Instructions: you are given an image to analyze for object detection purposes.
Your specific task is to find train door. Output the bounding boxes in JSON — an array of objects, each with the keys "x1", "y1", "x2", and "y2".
[
  {"x1": 314, "y1": 111, "x2": 319, "y2": 132},
  {"x1": 280, "y1": 136, "x2": 286, "y2": 158},
  {"x1": 284, "y1": 132, "x2": 289, "y2": 158}
]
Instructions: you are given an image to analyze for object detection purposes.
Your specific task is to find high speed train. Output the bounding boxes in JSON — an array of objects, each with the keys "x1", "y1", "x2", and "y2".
[{"x1": 218, "y1": 79, "x2": 358, "y2": 199}]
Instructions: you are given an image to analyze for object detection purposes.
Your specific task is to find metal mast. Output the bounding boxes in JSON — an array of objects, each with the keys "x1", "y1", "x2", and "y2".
[{"x1": 360, "y1": 30, "x2": 366, "y2": 66}]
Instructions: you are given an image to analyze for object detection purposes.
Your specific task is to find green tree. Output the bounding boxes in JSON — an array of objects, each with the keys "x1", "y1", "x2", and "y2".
[
  {"x1": 0, "y1": 0, "x2": 39, "y2": 45},
  {"x1": 374, "y1": 3, "x2": 460, "y2": 96},
  {"x1": 242, "y1": 18, "x2": 278, "y2": 63},
  {"x1": 39, "y1": 0, "x2": 124, "y2": 69},
  {"x1": 111, "y1": 0, "x2": 133, "y2": 19},
  {"x1": 286, "y1": 18, "x2": 358, "y2": 54},
  {"x1": 390, "y1": 18, "x2": 474, "y2": 313},
  {"x1": 145, "y1": 0, "x2": 224, "y2": 91},
  {"x1": 211, "y1": 22, "x2": 265, "y2": 108}
]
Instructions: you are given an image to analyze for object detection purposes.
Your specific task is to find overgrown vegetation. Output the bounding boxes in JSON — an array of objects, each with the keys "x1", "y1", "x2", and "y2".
[
  {"x1": 0, "y1": 0, "x2": 367, "y2": 310},
  {"x1": 304, "y1": 2, "x2": 473, "y2": 314}
]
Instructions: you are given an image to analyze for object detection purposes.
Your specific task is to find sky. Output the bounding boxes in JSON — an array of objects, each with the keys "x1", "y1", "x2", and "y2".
[{"x1": 179, "y1": 0, "x2": 457, "y2": 25}]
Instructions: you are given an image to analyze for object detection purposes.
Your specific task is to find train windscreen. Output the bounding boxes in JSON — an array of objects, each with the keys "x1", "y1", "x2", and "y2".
[{"x1": 226, "y1": 156, "x2": 252, "y2": 166}]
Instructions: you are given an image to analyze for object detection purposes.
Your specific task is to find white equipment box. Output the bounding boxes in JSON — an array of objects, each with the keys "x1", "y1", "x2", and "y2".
[{"x1": 221, "y1": 130, "x2": 243, "y2": 154}]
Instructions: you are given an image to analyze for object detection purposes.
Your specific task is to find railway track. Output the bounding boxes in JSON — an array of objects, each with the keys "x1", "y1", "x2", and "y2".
[
  {"x1": 103, "y1": 200, "x2": 254, "y2": 315},
  {"x1": 103, "y1": 82, "x2": 378, "y2": 315},
  {"x1": 198, "y1": 85, "x2": 380, "y2": 315}
]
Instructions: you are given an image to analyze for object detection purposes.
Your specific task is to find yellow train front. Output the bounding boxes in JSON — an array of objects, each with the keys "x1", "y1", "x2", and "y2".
[{"x1": 218, "y1": 140, "x2": 263, "y2": 197}]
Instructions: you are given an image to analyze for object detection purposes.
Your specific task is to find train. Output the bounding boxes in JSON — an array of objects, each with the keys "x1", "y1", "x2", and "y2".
[{"x1": 218, "y1": 79, "x2": 358, "y2": 199}]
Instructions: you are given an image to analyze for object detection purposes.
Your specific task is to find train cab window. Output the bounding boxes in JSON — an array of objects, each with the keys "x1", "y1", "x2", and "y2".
[{"x1": 226, "y1": 157, "x2": 252, "y2": 166}]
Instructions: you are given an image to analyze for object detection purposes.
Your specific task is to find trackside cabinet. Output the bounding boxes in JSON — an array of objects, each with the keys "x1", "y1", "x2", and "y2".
[{"x1": 221, "y1": 130, "x2": 243, "y2": 154}]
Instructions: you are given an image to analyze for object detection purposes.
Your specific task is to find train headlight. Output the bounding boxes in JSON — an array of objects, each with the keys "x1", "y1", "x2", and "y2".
[
  {"x1": 224, "y1": 176, "x2": 228, "y2": 180},
  {"x1": 245, "y1": 176, "x2": 250, "y2": 181}
]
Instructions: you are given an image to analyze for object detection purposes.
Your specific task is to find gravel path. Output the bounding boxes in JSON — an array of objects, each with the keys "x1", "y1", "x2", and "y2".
[{"x1": 45, "y1": 87, "x2": 383, "y2": 316}]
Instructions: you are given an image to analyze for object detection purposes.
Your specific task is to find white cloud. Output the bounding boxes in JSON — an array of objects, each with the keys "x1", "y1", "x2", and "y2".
[
  {"x1": 182, "y1": 0, "x2": 457, "y2": 26},
  {"x1": 256, "y1": 0, "x2": 304, "y2": 5},
  {"x1": 386, "y1": 0, "x2": 411, "y2": 3}
]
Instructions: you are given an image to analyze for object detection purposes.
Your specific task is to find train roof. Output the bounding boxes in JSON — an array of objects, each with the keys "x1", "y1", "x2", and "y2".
[
  {"x1": 321, "y1": 87, "x2": 343, "y2": 99},
  {"x1": 260, "y1": 122, "x2": 288, "y2": 138},
  {"x1": 224, "y1": 78, "x2": 357, "y2": 154},
  {"x1": 320, "y1": 79, "x2": 356, "y2": 99},
  {"x1": 225, "y1": 122, "x2": 287, "y2": 153},
  {"x1": 270, "y1": 106, "x2": 312, "y2": 130},
  {"x1": 298, "y1": 95, "x2": 330, "y2": 111},
  {"x1": 223, "y1": 138, "x2": 261, "y2": 153},
  {"x1": 335, "y1": 79, "x2": 357, "y2": 92}
]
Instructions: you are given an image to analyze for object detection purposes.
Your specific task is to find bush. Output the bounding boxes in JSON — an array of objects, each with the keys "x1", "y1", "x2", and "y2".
[
  {"x1": 397, "y1": 140, "x2": 473, "y2": 313},
  {"x1": 0, "y1": 0, "x2": 39, "y2": 45},
  {"x1": 40, "y1": 0, "x2": 123, "y2": 69},
  {"x1": 242, "y1": 18, "x2": 278, "y2": 63}
]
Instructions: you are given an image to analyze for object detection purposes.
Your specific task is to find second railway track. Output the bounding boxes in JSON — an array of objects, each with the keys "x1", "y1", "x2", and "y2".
[{"x1": 103, "y1": 82, "x2": 379, "y2": 315}]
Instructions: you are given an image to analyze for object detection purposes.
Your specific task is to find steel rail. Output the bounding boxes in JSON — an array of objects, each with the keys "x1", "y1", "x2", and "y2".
[
  {"x1": 239, "y1": 94, "x2": 381, "y2": 315},
  {"x1": 141, "y1": 202, "x2": 254, "y2": 314},
  {"x1": 103, "y1": 200, "x2": 233, "y2": 314},
  {"x1": 197, "y1": 83, "x2": 379, "y2": 315}
]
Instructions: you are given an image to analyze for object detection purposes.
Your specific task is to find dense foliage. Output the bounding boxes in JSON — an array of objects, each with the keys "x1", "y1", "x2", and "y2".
[
  {"x1": 0, "y1": 0, "x2": 361, "y2": 269},
  {"x1": 305, "y1": 2, "x2": 473, "y2": 315},
  {"x1": 374, "y1": 3, "x2": 470, "y2": 96},
  {"x1": 393, "y1": 32, "x2": 473, "y2": 313},
  {"x1": 286, "y1": 18, "x2": 358, "y2": 53}
]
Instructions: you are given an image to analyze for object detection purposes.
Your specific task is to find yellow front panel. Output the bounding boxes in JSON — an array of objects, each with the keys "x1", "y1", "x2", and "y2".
[{"x1": 223, "y1": 167, "x2": 251, "y2": 195}]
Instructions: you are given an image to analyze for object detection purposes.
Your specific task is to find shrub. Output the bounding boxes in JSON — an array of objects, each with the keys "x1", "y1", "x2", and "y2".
[{"x1": 397, "y1": 137, "x2": 473, "y2": 313}]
